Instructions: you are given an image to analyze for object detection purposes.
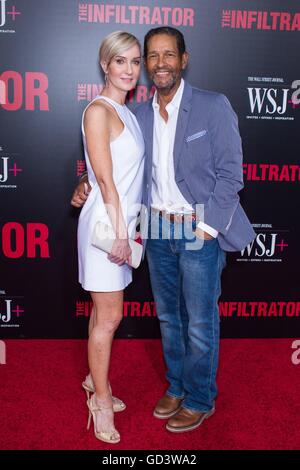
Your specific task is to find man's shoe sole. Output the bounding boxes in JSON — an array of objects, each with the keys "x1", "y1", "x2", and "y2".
[
  {"x1": 166, "y1": 408, "x2": 215, "y2": 433},
  {"x1": 153, "y1": 407, "x2": 181, "y2": 419}
]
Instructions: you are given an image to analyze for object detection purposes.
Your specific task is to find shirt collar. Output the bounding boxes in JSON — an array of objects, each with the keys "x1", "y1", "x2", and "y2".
[{"x1": 152, "y1": 78, "x2": 185, "y2": 112}]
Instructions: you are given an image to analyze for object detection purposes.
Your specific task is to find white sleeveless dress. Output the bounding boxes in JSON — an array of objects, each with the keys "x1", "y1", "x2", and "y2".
[{"x1": 77, "y1": 96, "x2": 145, "y2": 292}]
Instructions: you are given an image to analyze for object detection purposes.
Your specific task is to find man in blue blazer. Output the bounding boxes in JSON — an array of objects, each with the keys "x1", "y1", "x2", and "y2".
[
  {"x1": 137, "y1": 27, "x2": 255, "y2": 433},
  {"x1": 72, "y1": 27, "x2": 255, "y2": 433}
]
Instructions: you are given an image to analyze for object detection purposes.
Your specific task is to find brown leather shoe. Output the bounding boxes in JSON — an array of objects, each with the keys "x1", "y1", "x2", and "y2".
[
  {"x1": 153, "y1": 395, "x2": 184, "y2": 419},
  {"x1": 166, "y1": 406, "x2": 215, "y2": 432}
]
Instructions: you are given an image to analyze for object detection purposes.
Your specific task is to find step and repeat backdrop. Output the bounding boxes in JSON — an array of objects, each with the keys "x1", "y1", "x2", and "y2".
[{"x1": 0, "y1": 0, "x2": 299, "y2": 339}]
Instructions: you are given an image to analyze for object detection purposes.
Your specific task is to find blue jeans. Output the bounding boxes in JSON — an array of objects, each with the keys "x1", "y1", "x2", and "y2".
[{"x1": 146, "y1": 215, "x2": 226, "y2": 412}]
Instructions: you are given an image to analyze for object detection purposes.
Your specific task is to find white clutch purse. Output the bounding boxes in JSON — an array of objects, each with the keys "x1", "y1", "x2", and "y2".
[{"x1": 91, "y1": 221, "x2": 143, "y2": 269}]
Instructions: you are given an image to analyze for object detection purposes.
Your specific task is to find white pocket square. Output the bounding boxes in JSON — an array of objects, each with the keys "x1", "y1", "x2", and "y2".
[{"x1": 186, "y1": 130, "x2": 207, "y2": 142}]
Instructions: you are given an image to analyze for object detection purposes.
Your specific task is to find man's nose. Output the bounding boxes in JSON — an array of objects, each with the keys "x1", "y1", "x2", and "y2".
[{"x1": 155, "y1": 54, "x2": 167, "y2": 68}]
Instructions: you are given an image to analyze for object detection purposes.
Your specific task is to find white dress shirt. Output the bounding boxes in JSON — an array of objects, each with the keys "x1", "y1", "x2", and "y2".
[{"x1": 151, "y1": 79, "x2": 218, "y2": 238}]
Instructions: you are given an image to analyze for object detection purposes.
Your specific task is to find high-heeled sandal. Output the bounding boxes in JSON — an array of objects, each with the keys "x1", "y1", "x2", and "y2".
[
  {"x1": 87, "y1": 394, "x2": 120, "y2": 444},
  {"x1": 82, "y1": 378, "x2": 126, "y2": 413}
]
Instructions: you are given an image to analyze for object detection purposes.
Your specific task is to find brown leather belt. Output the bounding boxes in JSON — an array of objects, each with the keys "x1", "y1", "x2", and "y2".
[{"x1": 151, "y1": 207, "x2": 196, "y2": 224}]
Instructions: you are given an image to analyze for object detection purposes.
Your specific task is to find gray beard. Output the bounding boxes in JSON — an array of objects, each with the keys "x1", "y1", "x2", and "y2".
[{"x1": 152, "y1": 74, "x2": 178, "y2": 93}]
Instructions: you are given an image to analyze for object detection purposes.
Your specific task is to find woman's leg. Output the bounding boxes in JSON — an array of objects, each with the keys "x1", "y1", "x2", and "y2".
[
  {"x1": 88, "y1": 290, "x2": 123, "y2": 434},
  {"x1": 84, "y1": 304, "x2": 126, "y2": 412},
  {"x1": 88, "y1": 306, "x2": 96, "y2": 337},
  {"x1": 83, "y1": 306, "x2": 95, "y2": 390}
]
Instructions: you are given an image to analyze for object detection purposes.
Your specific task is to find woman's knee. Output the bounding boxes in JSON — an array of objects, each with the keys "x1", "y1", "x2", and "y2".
[
  {"x1": 94, "y1": 314, "x2": 122, "y2": 335},
  {"x1": 104, "y1": 315, "x2": 122, "y2": 333}
]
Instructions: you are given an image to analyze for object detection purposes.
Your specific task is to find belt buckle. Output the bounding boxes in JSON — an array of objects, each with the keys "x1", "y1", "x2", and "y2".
[
  {"x1": 156, "y1": 209, "x2": 196, "y2": 224},
  {"x1": 172, "y1": 213, "x2": 193, "y2": 223},
  {"x1": 166, "y1": 212, "x2": 175, "y2": 223},
  {"x1": 167, "y1": 212, "x2": 181, "y2": 223},
  {"x1": 175, "y1": 213, "x2": 183, "y2": 223}
]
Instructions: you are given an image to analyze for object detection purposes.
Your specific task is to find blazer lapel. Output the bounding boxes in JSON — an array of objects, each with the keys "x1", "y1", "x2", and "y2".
[
  {"x1": 144, "y1": 99, "x2": 154, "y2": 181},
  {"x1": 173, "y1": 82, "x2": 193, "y2": 174}
]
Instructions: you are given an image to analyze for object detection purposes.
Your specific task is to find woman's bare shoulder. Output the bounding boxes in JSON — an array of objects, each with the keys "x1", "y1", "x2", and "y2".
[{"x1": 85, "y1": 98, "x2": 112, "y2": 119}]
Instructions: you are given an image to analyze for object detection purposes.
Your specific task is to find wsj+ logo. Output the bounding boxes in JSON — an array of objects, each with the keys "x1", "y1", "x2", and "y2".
[
  {"x1": 0, "y1": 299, "x2": 24, "y2": 323},
  {"x1": 0, "y1": 156, "x2": 22, "y2": 183},
  {"x1": 0, "y1": 299, "x2": 11, "y2": 322},
  {"x1": 241, "y1": 233, "x2": 288, "y2": 257},
  {"x1": 0, "y1": 0, "x2": 21, "y2": 27},
  {"x1": 247, "y1": 81, "x2": 300, "y2": 115}
]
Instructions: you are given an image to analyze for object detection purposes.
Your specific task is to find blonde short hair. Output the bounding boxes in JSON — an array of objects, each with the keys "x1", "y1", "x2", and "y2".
[{"x1": 99, "y1": 31, "x2": 141, "y2": 66}]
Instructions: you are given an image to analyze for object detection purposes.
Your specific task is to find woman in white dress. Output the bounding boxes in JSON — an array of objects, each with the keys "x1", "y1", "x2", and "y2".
[{"x1": 77, "y1": 31, "x2": 144, "y2": 444}]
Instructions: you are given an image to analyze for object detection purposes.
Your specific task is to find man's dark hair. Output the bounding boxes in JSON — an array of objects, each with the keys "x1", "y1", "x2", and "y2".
[{"x1": 144, "y1": 27, "x2": 186, "y2": 58}]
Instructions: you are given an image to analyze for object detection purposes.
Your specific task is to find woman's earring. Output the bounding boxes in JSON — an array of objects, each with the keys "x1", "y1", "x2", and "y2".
[{"x1": 104, "y1": 74, "x2": 108, "y2": 86}]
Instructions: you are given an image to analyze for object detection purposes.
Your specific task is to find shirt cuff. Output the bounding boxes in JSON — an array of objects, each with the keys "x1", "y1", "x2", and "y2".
[{"x1": 197, "y1": 221, "x2": 218, "y2": 238}]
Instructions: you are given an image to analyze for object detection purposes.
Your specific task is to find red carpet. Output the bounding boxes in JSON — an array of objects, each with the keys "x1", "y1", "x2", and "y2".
[{"x1": 0, "y1": 339, "x2": 300, "y2": 450}]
